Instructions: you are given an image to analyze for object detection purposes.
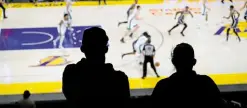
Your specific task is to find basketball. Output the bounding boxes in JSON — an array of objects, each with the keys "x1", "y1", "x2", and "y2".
[{"x1": 155, "y1": 62, "x2": 160, "y2": 67}]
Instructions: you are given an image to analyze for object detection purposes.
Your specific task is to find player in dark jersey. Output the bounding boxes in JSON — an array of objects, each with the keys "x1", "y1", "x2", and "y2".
[
  {"x1": 168, "y1": 6, "x2": 193, "y2": 36},
  {"x1": 118, "y1": 0, "x2": 138, "y2": 26},
  {"x1": 240, "y1": 0, "x2": 247, "y2": 22},
  {"x1": 223, "y1": 5, "x2": 241, "y2": 42}
]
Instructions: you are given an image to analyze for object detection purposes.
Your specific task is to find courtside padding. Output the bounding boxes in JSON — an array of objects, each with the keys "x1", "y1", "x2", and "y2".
[{"x1": 0, "y1": 0, "x2": 246, "y2": 95}]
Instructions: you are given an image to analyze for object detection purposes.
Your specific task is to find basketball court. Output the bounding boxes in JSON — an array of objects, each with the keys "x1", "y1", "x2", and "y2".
[{"x1": 0, "y1": 0, "x2": 247, "y2": 103}]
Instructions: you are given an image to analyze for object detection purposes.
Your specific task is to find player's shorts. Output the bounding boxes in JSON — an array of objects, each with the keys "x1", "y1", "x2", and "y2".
[
  {"x1": 127, "y1": 19, "x2": 138, "y2": 30},
  {"x1": 57, "y1": 27, "x2": 66, "y2": 35},
  {"x1": 133, "y1": 42, "x2": 144, "y2": 54},
  {"x1": 231, "y1": 19, "x2": 238, "y2": 29},
  {"x1": 177, "y1": 19, "x2": 185, "y2": 25}
]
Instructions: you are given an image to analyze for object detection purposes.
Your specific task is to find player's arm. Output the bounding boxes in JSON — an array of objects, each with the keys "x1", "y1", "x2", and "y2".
[
  {"x1": 189, "y1": 11, "x2": 194, "y2": 18},
  {"x1": 153, "y1": 45, "x2": 156, "y2": 58},
  {"x1": 236, "y1": 11, "x2": 240, "y2": 19},
  {"x1": 240, "y1": 1, "x2": 247, "y2": 11},
  {"x1": 59, "y1": 20, "x2": 63, "y2": 26},
  {"x1": 174, "y1": 11, "x2": 181, "y2": 19},
  {"x1": 223, "y1": 12, "x2": 231, "y2": 19}
]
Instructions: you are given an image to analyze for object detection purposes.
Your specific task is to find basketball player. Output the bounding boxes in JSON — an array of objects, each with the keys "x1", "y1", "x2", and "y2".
[
  {"x1": 122, "y1": 32, "x2": 150, "y2": 64},
  {"x1": 168, "y1": 6, "x2": 193, "y2": 36},
  {"x1": 53, "y1": 14, "x2": 73, "y2": 48},
  {"x1": 240, "y1": 0, "x2": 247, "y2": 22},
  {"x1": 221, "y1": 0, "x2": 232, "y2": 4},
  {"x1": 201, "y1": 0, "x2": 210, "y2": 21},
  {"x1": 223, "y1": 5, "x2": 241, "y2": 42},
  {"x1": 142, "y1": 39, "x2": 160, "y2": 79},
  {"x1": 0, "y1": 0, "x2": 7, "y2": 19},
  {"x1": 118, "y1": 0, "x2": 138, "y2": 26},
  {"x1": 120, "y1": 5, "x2": 141, "y2": 43}
]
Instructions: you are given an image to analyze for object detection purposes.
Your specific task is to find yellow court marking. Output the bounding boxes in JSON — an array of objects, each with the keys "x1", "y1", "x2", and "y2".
[
  {"x1": 0, "y1": 73, "x2": 246, "y2": 95},
  {"x1": 5, "y1": 0, "x2": 246, "y2": 8}
]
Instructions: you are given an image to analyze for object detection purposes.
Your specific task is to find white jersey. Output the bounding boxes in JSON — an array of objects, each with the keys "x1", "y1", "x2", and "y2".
[
  {"x1": 127, "y1": 8, "x2": 139, "y2": 30},
  {"x1": 134, "y1": 35, "x2": 148, "y2": 53},
  {"x1": 128, "y1": 8, "x2": 139, "y2": 22},
  {"x1": 58, "y1": 19, "x2": 70, "y2": 34}
]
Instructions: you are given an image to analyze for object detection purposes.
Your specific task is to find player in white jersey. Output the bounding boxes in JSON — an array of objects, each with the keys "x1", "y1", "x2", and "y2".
[
  {"x1": 168, "y1": 6, "x2": 193, "y2": 36},
  {"x1": 240, "y1": 0, "x2": 247, "y2": 22},
  {"x1": 201, "y1": 0, "x2": 210, "y2": 21},
  {"x1": 223, "y1": 5, "x2": 241, "y2": 42},
  {"x1": 118, "y1": 0, "x2": 138, "y2": 26},
  {"x1": 120, "y1": 5, "x2": 141, "y2": 43},
  {"x1": 53, "y1": 14, "x2": 74, "y2": 48},
  {"x1": 122, "y1": 32, "x2": 150, "y2": 64}
]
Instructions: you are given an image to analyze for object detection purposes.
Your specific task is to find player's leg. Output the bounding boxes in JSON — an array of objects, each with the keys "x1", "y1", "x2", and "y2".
[
  {"x1": 0, "y1": 3, "x2": 7, "y2": 18},
  {"x1": 168, "y1": 23, "x2": 179, "y2": 35},
  {"x1": 181, "y1": 23, "x2": 187, "y2": 36},
  {"x1": 226, "y1": 27, "x2": 231, "y2": 41},
  {"x1": 121, "y1": 28, "x2": 131, "y2": 43},
  {"x1": 56, "y1": 28, "x2": 66, "y2": 48},
  {"x1": 149, "y1": 57, "x2": 160, "y2": 77},
  {"x1": 142, "y1": 56, "x2": 148, "y2": 79},
  {"x1": 232, "y1": 19, "x2": 241, "y2": 42},
  {"x1": 122, "y1": 41, "x2": 137, "y2": 58},
  {"x1": 54, "y1": 27, "x2": 62, "y2": 48},
  {"x1": 129, "y1": 25, "x2": 139, "y2": 38},
  {"x1": 120, "y1": 20, "x2": 134, "y2": 43},
  {"x1": 118, "y1": 21, "x2": 128, "y2": 26},
  {"x1": 128, "y1": 19, "x2": 139, "y2": 38},
  {"x1": 233, "y1": 28, "x2": 241, "y2": 42},
  {"x1": 118, "y1": 13, "x2": 129, "y2": 26},
  {"x1": 244, "y1": 11, "x2": 247, "y2": 22}
]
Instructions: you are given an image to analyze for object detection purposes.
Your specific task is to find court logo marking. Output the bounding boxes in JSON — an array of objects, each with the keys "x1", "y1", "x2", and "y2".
[
  {"x1": 215, "y1": 21, "x2": 247, "y2": 38},
  {"x1": 31, "y1": 55, "x2": 71, "y2": 67},
  {"x1": 149, "y1": 8, "x2": 201, "y2": 16}
]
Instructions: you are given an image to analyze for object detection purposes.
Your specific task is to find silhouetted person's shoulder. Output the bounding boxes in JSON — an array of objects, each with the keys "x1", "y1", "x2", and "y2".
[
  {"x1": 153, "y1": 72, "x2": 219, "y2": 95},
  {"x1": 152, "y1": 71, "x2": 223, "y2": 108}
]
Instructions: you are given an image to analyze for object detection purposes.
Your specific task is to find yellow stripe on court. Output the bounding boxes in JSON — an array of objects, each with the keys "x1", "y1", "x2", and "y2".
[
  {"x1": 5, "y1": 0, "x2": 246, "y2": 9},
  {"x1": 0, "y1": 73, "x2": 246, "y2": 95}
]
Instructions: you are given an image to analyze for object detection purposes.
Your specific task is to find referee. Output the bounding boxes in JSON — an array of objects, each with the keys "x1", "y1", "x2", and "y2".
[
  {"x1": 142, "y1": 39, "x2": 160, "y2": 79},
  {"x1": 0, "y1": 0, "x2": 7, "y2": 19}
]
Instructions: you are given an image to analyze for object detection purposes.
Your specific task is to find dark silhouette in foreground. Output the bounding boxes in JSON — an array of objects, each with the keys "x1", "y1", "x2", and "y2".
[
  {"x1": 152, "y1": 43, "x2": 224, "y2": 108},
  {"x1": 62, "y1": 27, "x2": 130, "y2": 107},
  {"x1": 17, "y1": 90, "x2": 36, "y2": 108}
]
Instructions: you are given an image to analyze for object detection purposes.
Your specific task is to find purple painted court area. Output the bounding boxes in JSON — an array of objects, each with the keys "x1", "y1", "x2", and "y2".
[{"x1": 0, "y1": 25, "x2": 100, "y2": 50}]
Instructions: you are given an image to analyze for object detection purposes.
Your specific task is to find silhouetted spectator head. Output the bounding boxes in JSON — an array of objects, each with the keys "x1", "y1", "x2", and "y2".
[
  {"x1": 23, "y1": 90, "x2": 31, "y2": 99},
  {"x1": 171, "y1": 43, "x2": 196, "y2": 72},
  {"x1": 80, "y1": 27, "x2": 109, "y2": 64}
]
